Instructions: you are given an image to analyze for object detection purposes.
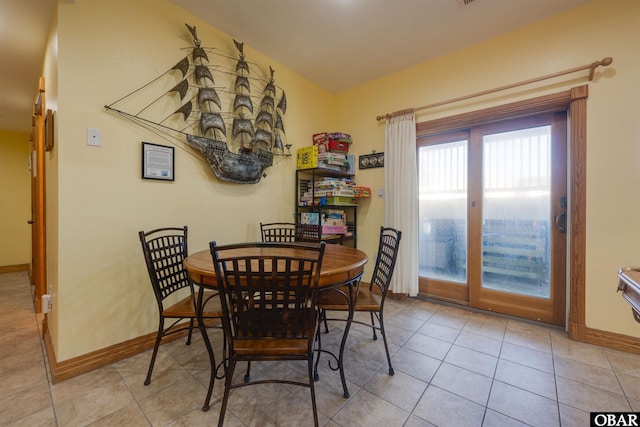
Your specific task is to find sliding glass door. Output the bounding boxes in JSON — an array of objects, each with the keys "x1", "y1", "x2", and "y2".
[
  {"x1": 418, "y1": 113, "x2": 567, "y2": 325},
  {"x1": 418, "y1": 131, "x2": 469, "y2": 302}
]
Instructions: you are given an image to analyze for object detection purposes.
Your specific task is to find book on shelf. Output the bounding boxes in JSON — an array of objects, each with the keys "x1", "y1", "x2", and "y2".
[{"x1": 300, "y1": 212, "x2": 319, "y2": 225}]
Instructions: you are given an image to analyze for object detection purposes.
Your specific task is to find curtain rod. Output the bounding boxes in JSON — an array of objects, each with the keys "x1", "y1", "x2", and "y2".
[{"x1": 375, "y1": 57, "x2": 613, "y2": 121}]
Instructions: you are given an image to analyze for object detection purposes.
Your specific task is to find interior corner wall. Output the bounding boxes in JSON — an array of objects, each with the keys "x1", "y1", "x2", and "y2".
[
  {"x1": 53, "y1": 0, "x2": 335, "y2": 361},
  {"x1": 44, "y1": 4, "x2": 59, "y2": 358},
  {"x1": 335, "y1": 0, "x2": 640, "y2": 338},
  {"x1": 0, "y1": 130, "x2": 31, "y2": 267}
]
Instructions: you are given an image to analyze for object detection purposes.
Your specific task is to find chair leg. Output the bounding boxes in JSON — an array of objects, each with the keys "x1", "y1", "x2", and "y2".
[
  {"x1": 322, "y1": 309, "x2": 329, "y2": 333},
  {"x1": 313, "y1": 327, "x2": 322, "y2": 381},
  {"x1": 378, "y1": 311, "x2": 394, "y2": 375},
  {"x1": 308, "y1": 356, "x2": 319, "y2": 427},
  {"x1": 218, "y1": 359, "x2": 236, "y2": 427},
  {"x1": 370, "y1": 311, "x2": 378, "y2": 340},
  {"x1": 185, "y1": 318, "x2": 194, "y2": 345},
  {"x1": 144, "y1": 319, "x2": 164, "y2": 386},
  {"x1": 198, "y1": 317, "x2": 217, "y2": 412},
  {"x1": 244, "y1": 361, "x2": 251, "y2": 382}
]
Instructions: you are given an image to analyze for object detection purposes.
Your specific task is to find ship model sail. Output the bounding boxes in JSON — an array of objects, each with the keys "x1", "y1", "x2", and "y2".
[{"x1": 105, "y1": 24, "x2": 288, "y2": 184}]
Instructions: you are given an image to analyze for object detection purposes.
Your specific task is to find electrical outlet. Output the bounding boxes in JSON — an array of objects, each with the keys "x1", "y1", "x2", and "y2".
[{"x1": 42, "y1": 294, "x2": 51, "y2": 313}]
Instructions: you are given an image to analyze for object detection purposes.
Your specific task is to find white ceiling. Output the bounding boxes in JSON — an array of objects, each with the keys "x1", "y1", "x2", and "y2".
[{"x1": 0, "y1": 0, "x2": 591, "y2": 133}]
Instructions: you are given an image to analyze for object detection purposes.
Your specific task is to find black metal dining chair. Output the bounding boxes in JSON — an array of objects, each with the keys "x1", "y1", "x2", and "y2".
[
  {"x1": 138, "y1": 226, "x2": 223, "y2": 390},
  {"x1": 317, "y1": 226, "x2": 402, "y2": 375},
  {"x1": 210, "y1": 241, "x2": 326, "y2": 427},
  {"x1": 260, "y1": 222, "x2": 297, "y2": 242},
  {"x1": 296, "y1": 223, "x2": 322, "y2": 242}
]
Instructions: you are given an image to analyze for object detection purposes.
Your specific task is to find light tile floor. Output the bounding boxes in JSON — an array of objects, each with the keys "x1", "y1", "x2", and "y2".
[{"x1": 2, "y1": 270, "x2": 640, "y2": 426}]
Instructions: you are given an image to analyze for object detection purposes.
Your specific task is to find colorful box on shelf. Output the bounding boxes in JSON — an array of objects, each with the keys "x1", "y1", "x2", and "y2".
[
  {"x1": 314, "y1": 139, "x2": 350, "y2": 154},
  {"x1": 347, "y1": 154, "x2": 355, "y2": 174},
  {"x1": 313, "y1": 132, "x2": 352, "y2": 154},
  {"x1": 327, "y1": 132, "x2": 352, "y2": 141},
  {"x1": 322, "y1": 225, "x2": 348, "y2": 234},
  {"x1": 304, "y1": 189, "x2": 355, "y2": 198},
  {"x1": 296, "y1": 145, "x2": 319, "y2": 170},
  {"x1": 312, "y1": 132, "x2": 329, "y2": 144},
  {"x1": 322, "y1": 209, "x2": 346, "y2": 224},
  {"x1": 320, "y1": 196, "x2": 357, "y2": 206},
  {"x1": 313, "y1": 132, "x2": 353, "y2": 143},
  {"x1": 300, "y1": 212, "x2": 319, "y2": 225},
  {"x1": 327, "y1": 189, "x2": 356, "y2": 197},
  {"x1": 318, "y1": 152, "x2": 347, "y2": 162},
  {"x1": 314, "y1": 178, "x2": 354, "y2": 191},
  {"x1": 353, "y1": 186, "x2": 372, "y2": 198}
]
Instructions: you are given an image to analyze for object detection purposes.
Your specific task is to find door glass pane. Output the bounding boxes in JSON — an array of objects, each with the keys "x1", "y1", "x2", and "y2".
[
  {"x1": 418, "y1": 140, "x2": 468, "y2": 283},
  {"x1": 482, "y1": 126, "x2": 551, "y2": 298}
]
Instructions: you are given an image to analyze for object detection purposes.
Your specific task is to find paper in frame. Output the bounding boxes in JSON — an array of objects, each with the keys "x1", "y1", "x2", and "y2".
[{"x1": 142, "y1": 142, "x2": 175, "y2": 181}]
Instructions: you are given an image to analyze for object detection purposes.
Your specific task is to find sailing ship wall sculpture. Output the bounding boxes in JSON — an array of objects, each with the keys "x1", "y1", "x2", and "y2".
[{"x1": 105, "y1": 24, "x2": 289, "y2": 184}]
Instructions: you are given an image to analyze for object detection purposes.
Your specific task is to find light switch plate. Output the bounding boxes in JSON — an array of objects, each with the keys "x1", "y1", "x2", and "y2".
[{"x1": 87, "y1": 128, "x2": 102, "y2": 146}]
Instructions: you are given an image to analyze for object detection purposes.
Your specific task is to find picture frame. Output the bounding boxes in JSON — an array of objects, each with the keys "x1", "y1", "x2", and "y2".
[
  {"x1": 358, "y1": 152, "x2": 384, "y2": 169},
  {"x1": 44, "y1": 109, "x2": 54, "y2": 152},
  {"x1": 142, "y1": 142, "x2": 175, "y2": 181}
]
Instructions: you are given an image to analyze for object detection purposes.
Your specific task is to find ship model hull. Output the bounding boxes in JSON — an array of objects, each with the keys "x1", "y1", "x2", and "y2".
[{"x1": 186, "y1": 135, "x2": 273, "y2": 184}]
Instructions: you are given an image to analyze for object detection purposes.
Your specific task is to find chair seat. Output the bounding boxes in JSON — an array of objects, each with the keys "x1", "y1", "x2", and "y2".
[
  {"x1": 317, "y1": 283, "x2": 381, "y2": 312},
  {"x1": 162, "y1": 292, "x2": 223, "y2": 318},
  {"x1": 234, "y1": 337, "x2": 311, "y2": 356},
  {"x1": 233, "y1": 307, "x2": 318, "y2": 356}
]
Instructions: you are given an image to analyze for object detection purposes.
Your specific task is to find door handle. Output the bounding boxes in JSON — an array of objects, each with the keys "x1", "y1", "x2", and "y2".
[
  {"x1": 555, "y1": 211, "x2": 566, "y2": 233},
  {"x1": 27, "y1": 220, "x2": 35, "y2": 224}
]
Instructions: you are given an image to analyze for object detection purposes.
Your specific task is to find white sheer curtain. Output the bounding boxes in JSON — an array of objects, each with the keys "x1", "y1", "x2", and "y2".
[{"x1": 384, "y1": 112, "x2": 419, "y2": 296}]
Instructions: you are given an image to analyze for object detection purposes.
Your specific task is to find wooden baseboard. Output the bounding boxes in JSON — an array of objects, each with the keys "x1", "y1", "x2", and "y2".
[
  {"x1": 567, "y1": 320, "x2": 640, "y2": 355},
  {"x1": 43, "y1": 327, "x2": 190, "y2": 384},
  {"x1": 583, "y1": 325, "x2": 640, "y2": 355},
  {"x1": 0, "y1": 264, "x2": 30, "y2": 274},
  {"x1": 568, "y1": 321, "x2": 586, "y2": 341},
  {"x1": 387, "y1": 290, "x2": 409, "y2": 300}
]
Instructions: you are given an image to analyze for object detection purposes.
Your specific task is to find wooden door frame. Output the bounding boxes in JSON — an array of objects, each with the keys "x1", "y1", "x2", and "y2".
[
  {"x1": 31, "y1": 77, "x2": 47, "y2": 313},
  {"x1": 416, "y1": 85, "x2": 588, "y2": 335}
]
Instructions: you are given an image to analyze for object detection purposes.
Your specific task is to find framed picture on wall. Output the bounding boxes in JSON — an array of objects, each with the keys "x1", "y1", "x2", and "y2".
[
  {"x1": 142, "y1": 142, "x2": 175, "y2": 181},
  {"x1": 359, "y1": 152, "x2": 384, "y2": 169},
  {"x1": 44, "y1": 109, "x2": 54, "y2": 152}
]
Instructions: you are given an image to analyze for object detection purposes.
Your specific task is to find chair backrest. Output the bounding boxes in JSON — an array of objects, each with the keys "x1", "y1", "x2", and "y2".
[
  {"x1": 139, "y1": 226, "x2": 193, "y2": 303},
  {"x1": 369, "y1": 227, "x2": 402, "y2": 296},
  {"x1": 260, "y1": 222, "x2": 297, "y2": 242},
  {"x1": 210, "y1": 241, "x2": 325, "y2": 341},
  {"x1": 296, "y1": 223, "x2": 322, "y2": 242}
]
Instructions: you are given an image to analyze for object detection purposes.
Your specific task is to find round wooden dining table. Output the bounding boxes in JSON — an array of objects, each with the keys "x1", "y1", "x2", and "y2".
[
  {"x1": 184, "y1": 243, "x2": 368, "y2": 290},
  {"x1": 184, "y1": 243, "x2": 369, "y2": 409}
]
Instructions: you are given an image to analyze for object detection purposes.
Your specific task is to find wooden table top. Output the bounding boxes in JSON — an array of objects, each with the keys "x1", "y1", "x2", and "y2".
[{"x1": 185, "y1": 243, "x2": 369, "y2": 289}]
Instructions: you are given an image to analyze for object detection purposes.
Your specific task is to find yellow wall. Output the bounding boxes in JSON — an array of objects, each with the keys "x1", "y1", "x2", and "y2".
[
  {"x1": 336, "y1": 0, "x2": 640, "y2": 338},
  {"x1": 50, "y1": 0, "x2": 335, "y2": 361},
  {"x1": 45, "y1": 0, "x2": 639, "y2": 362},
  {"x1": 0, "y1": 130, "x2": 31, "y2": 266}
]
